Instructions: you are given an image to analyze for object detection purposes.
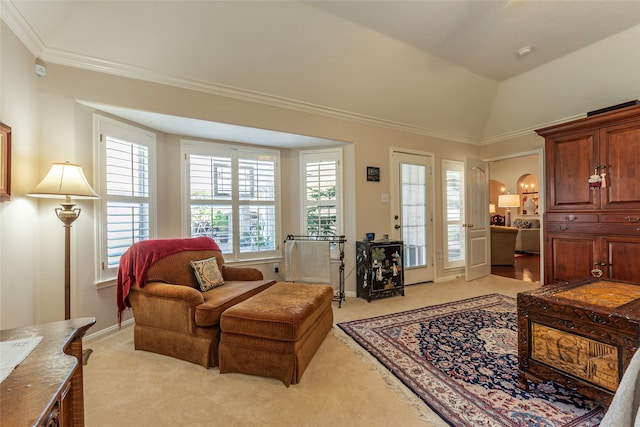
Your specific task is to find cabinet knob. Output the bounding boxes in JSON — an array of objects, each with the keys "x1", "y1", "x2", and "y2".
[
  {"x1": 566, "y1": 215, "x2": 577, "y2": 221},
  {"x1": 555, "y1": 225, "x2": 568, "y2": 231},
  {"x1": 625, "y1": 216, "x2": 640, "y2": 223}
]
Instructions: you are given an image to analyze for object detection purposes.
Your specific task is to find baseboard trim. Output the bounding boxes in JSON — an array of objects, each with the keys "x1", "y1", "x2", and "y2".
[{"x1": 84, "y1": 318, "x2": 134, "y2": 344}]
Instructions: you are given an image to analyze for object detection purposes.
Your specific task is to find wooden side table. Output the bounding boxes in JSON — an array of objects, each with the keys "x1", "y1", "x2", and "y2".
[
  {"x1": 517, "y1": 279, "x2": 640, "y2": 406},
  {"x1": 1, "y1": 317, "x2": 95, "y2": 426}
]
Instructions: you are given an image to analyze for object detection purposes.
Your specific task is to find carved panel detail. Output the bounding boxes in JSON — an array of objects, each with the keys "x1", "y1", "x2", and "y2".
[{"x1": 531, "y1": 323, "x2": 619, "y2": 391}]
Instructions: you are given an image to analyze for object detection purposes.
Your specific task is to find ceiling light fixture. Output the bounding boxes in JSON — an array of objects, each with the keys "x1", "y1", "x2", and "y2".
[{"x1": 517, "y1": 46, "x2": 533, "y2": 57}]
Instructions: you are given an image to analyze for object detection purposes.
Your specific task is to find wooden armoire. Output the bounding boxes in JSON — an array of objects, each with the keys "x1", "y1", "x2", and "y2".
[{"x1": 536, "y1": 104, "x2": 640, "y2": 284}]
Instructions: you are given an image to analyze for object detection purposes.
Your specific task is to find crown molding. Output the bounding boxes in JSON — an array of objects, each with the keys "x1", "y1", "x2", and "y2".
[
  {"x1": 2, "y1": 2, "x2": 482, "y2": 146},
  {"x1": 4, "y1": 2, "x2": 536, "y2": 147},
  {"x1": 480, "y1": 113, "x2": 586, "y2": 145},
  {"x1": 42, "y1": 48, "x2": 484, "y2": 145},
  {"x1": 1, "y1": 1, "x2": 45, "y2": 56}
]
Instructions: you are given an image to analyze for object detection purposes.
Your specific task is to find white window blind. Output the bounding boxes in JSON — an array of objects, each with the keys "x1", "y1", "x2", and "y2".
[
  {"x1": 95, "y1": 116, "x2": 156, "y2": 281},
  {"x1": 301, "y1": 149, "x2": 342, "y2": 242},
  {"x1": 105, "y1": 137, "x2": 150, "y2": 268}
]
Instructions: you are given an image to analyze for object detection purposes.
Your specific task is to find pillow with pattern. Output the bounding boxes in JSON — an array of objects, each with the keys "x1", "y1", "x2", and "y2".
[
  {"x1": 190, "y1": 257, "x2": 224, "y2": 291},
  {"x1": 512, "y1": 219, "x2": 532, "y2": 229}
]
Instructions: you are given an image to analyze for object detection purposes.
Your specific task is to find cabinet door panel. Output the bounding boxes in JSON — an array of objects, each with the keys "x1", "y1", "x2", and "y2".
[
  {"x1": 546, "y1": 234, "x2": 596, "y2": 283},
  {"x1": 600, "y1": 123, "x2": 640, "y2": 209},
  {"x1": 603, "y1": 236, "x2": 640, "y2": 282},
  {"x1": 546, "y1": 132, "x2": 598, "y2": 210}
]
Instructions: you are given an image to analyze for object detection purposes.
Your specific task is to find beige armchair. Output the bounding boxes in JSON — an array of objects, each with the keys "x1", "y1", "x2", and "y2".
[
  {"x1": 513, "y1": 216, "x2": 541, "y2": 253},
  {"x1": 117, "y1": 237, "x2": 275, "y2": 368},
  {"x1": 490, "y1": 225, "x2": 518, "y2": 266}
]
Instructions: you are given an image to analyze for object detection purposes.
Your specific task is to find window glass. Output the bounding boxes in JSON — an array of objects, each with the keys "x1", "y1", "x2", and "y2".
[
  {"x1": 184, "y1": 141, "x2": 279, "y2": 259},
  {"x1": 443, "y1": 160, "x2": 465, "y2": 269}
]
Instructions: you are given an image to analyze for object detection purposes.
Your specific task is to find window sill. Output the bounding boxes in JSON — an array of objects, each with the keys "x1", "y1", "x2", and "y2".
[
  {"x1": 95, "y1": 278, "x2": 116, "y2": 290},
  {"x1": 93, "y1": 257, "x2": 284, "y2": 290}
]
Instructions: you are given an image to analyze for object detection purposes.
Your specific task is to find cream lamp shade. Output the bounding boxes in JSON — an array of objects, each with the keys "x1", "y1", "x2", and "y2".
[
  {"x1": 498, "y1": 194, "x2": 520, "y2": 227},
  {"x1": 489, "y1": 203, "x2": 496, "y2": 214},
  {"x1": 28, "y1": 162, "x2": 99, "y2": 199},
  {"x1": 498, "y1": 194, "x2": 521, "y2": 208}
]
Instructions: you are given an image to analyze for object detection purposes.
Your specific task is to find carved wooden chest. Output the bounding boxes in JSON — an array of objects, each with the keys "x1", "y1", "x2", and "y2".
[{"x1": 517, "y1": 279, "x2": 640, "y2": 406}]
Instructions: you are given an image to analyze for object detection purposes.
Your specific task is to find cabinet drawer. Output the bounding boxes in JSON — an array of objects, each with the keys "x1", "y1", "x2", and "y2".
[
  {"x1": 545, "y1": 213, "x2": 598, "y2": 223},
  {"x1": 546, "y1": 222, "x2": 602, "y2": 233},
  {"x1": 547, "y1": 222, "x2": 640, "y2": 235},
  {"x1": 600, "y1": 223, "x2": 640, "y2": 235},
  {"x1": 600, "y1": 214, "x2": 640, "y2": 224}
]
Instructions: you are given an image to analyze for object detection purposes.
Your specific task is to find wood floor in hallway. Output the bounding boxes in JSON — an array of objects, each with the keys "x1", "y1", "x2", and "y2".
[{"x1": 491, "y1": 253, "x2": 540, "y2": 283}]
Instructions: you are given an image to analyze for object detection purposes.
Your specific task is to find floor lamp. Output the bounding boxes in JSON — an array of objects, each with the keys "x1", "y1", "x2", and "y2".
[
  {"x1": 498, "y1": 194, "x2": 521, "y2": 227},
  {"x1": 28, "y1": 161, "x2": 99, "y2": 320}
]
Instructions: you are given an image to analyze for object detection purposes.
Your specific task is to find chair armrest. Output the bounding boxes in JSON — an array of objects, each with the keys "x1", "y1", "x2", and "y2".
[
  {"x1": 518, "y1": 228, "x2": 540, "y2": 252},
  {"x1": 133, "y1": 281, "x2": 204, "y2": 306},
  {"x1": 222, "y1": 265, "x2": 264, "y2": 281},
  {"x1": 129, "y1": 282, "x2": 205, "y2": 334}
]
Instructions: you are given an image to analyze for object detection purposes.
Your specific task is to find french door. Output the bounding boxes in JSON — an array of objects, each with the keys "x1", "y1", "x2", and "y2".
[
  {"x1": 391, "y1": 150, "x2": 434, "y2": 285},
  {"x1": 464, "y1": 157, "x2": 491, "y2": 281}
]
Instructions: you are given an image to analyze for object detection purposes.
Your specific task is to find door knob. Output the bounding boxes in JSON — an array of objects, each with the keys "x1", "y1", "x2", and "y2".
[{"x1": 394, "y1": 224, "x2": 401, "y2": 229}]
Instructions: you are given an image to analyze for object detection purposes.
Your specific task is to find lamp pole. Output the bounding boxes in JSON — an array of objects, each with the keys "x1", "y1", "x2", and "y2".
[{"x1": 55, "y1": 197, "x2": 82, "y2": 320}]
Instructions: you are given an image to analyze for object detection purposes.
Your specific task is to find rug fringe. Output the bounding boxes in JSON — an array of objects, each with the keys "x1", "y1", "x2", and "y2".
[{"x1": 332, "y1": 328, "x2": 445, "y2": 426}]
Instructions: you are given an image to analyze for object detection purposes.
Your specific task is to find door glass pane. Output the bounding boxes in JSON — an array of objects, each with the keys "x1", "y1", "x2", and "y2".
[{"x1": 401, "y1": 163, "x2": 427, "y2": 268}]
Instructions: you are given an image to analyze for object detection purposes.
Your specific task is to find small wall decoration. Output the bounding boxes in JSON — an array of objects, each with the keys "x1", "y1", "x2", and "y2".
[
  {"x1": 367, "y1": 166, "x2": 380, "y2": 182},
  {"x1": 0, "y1": 123, "x2": 11, "y2": 202},
  {"x1": 588, "y1": 166, "x2": 607, "y2": 190}
]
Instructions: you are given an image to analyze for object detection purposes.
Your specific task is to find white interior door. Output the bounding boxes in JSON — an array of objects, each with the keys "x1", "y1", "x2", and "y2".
[
  {"x1": 464, "y1": 157, "x2": 491, "y2": 281},
  {"x1": 391, "y1": 150, "x2": 434, "y2": 285}
]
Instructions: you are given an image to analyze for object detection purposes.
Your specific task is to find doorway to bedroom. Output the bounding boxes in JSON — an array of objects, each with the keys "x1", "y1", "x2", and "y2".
[{"x1": 488, "y1": 152, "x2": 542, "y2": 283}]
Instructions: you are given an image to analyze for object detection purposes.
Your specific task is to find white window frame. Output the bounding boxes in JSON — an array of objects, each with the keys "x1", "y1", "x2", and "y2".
[
  {"x1": 181, "y1": 139, "x2": 281, "y2": 261},
  {"x1": 442, "y1": 159, "x2": 465, "y2": 269},
  {"x1": 94, "y1": 115, "x2": 157, "y2": 283}
]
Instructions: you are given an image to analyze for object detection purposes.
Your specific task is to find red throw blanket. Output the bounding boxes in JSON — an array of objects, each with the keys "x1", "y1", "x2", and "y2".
[{"x1": 116, "y1": 237, "x2": 220, "y2": 326}]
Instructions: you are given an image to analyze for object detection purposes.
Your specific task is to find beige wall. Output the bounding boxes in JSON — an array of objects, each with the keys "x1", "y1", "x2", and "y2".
[
  {"x1": 1, "y1": 26, "x2": 489, "y2": 333},
  {"x1": 4, "y1": 20, "x2": 631, "y2": 334},
  {"x1": 0, "y1": 22, "x2": 41, "y2": 329}
]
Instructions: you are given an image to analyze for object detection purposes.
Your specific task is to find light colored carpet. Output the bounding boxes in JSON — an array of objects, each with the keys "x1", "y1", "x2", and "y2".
[{"x1": 83, "y1": 275, "x2": 539, "y2": 427}]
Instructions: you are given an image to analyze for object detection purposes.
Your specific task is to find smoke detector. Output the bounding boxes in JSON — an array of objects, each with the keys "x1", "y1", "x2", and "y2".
[{"x1": 517, "y1": 46, "x2": 533, "y2": 57}]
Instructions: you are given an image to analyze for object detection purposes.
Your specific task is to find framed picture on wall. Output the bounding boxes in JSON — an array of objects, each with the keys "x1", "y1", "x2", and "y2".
[
  {"x1": 367, "y1": 166, "x2": 380, "y2": 182},
  {"x1": 1, "y1": 122, "x2": 11, "y2": 202}
]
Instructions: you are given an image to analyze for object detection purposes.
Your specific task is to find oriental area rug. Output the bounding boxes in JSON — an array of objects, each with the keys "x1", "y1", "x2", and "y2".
[{"x1": 337, "y1": 294, "x2": 604, "y2": 427}]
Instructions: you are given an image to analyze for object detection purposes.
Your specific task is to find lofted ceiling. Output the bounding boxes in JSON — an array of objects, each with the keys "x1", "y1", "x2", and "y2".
[{"x1": 2, "y1": 0, "x2": 640, "y2": 146}]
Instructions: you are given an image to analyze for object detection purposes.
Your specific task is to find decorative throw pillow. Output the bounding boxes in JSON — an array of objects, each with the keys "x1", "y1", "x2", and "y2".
[
  {"x1": 190, "y1": 257, "x2": 224, "y2": 291},
  {"x1": 512, "y1": 219, "x2": 532, "y2": 229}
]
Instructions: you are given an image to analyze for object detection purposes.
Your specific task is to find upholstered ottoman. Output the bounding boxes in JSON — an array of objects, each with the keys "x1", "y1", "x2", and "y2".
[{"x1": 219, "y1": 282, "x2": 334, "y2": 386}]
